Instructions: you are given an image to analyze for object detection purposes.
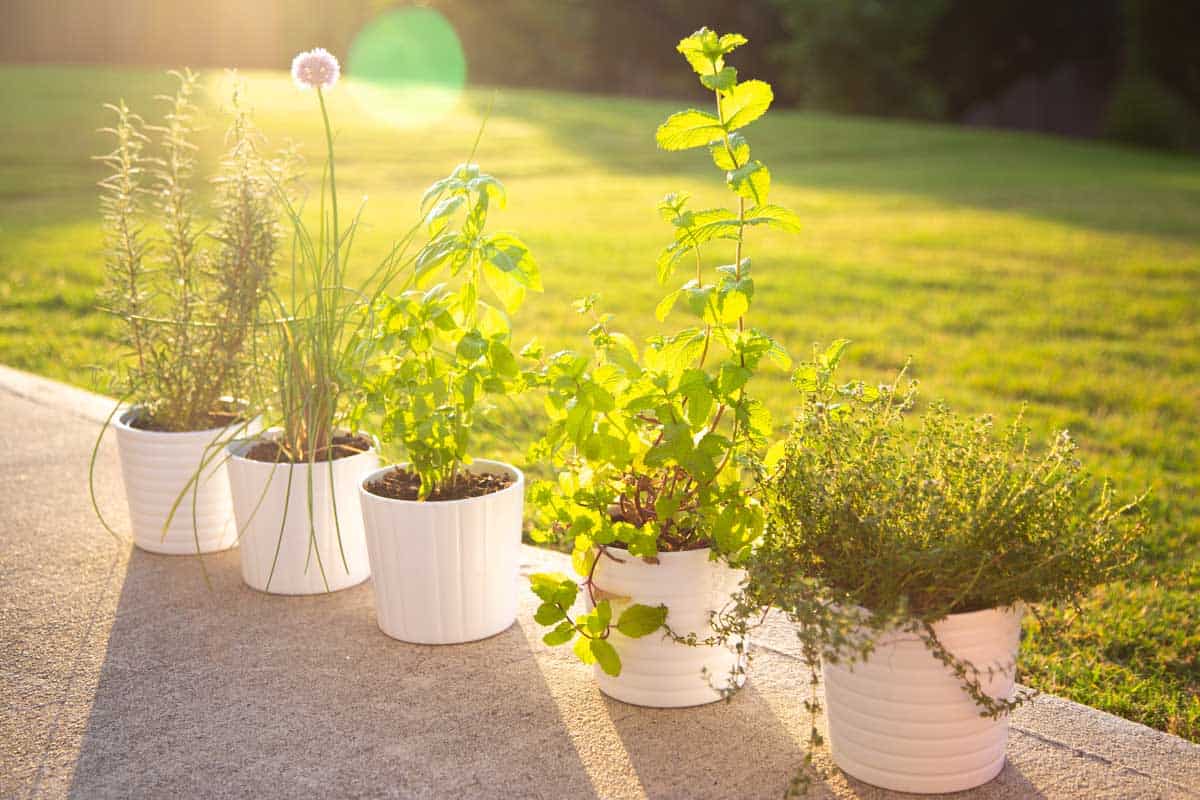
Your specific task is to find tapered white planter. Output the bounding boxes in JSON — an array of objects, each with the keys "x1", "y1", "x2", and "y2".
[
  {"x1": 822, "y1": 605, "x2": 1024, "y2": 794},
  {"x1": 360, "y1": 460, "x2": 525, "y2": 644},
  {"x1": 227, "y1": 435, "x2": 378, "y2": 595},
  {"x1": 589, "y1": 546, "x2": 745, "y2": 708},
  {"x1": 113, "y1": 409, "x2": 257, "y2": 555}
]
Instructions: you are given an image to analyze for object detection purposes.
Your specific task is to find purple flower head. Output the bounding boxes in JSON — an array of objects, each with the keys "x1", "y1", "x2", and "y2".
[{"x1": 291, "y1": 48, "x2": 340, "y2": 91}]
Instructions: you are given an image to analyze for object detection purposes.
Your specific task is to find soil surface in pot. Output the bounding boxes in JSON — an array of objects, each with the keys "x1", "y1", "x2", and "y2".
[
  {"x1": 244, "y1": 433, "x2": 372, "y2": 464},
  {"x1": 366, "y1": 467, "x2": 514, "y2": 501},
  {"x1": 129, "y1": 409, "x2": 242, "y2": 432}
]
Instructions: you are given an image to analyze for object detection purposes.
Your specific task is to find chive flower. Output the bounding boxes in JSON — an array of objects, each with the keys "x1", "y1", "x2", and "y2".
[{"x1": 291, "y1": 48, "x2": 340, "y2": 91}]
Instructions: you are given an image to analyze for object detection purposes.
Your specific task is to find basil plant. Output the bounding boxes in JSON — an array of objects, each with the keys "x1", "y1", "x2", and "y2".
[{"x1": 350, "y1": 164, "x2": 540, "y2": 498}]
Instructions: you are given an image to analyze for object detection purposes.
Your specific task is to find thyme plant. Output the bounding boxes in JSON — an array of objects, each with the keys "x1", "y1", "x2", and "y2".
[
  {"x1": 97, "y1": 70, "x2": 286, "y2": 431},
  {"x1": 720, "y1": 343, "x2": 1145, "y2": 793},
  {"x1": 350, "y1": 163, "x2": 540, "y2": 498},
  {"x1": 527, "y1": 28, "x2": 800, "y2": 674}
]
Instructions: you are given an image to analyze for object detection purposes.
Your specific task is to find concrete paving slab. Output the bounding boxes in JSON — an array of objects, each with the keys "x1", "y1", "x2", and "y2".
[{"x1": 1, "y1": 365, "x2": 1198, "y2": 800}]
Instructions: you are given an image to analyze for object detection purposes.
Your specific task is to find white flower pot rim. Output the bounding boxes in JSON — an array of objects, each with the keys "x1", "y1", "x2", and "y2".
[
  {"x1": 114, "y1": 405, "x2": 252, "y2": 439},
  {"x1": 847, "y1": 601, "x2": 1026, "y2": 628},
  {"x1": 359, "y1": 459, "x2": 525, "y2": 507},
  {"x1": 598, "y1": 543, "x2": 716, "y2": 563}
]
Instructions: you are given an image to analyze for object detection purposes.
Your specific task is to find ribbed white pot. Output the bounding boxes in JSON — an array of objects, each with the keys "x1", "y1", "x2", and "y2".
[
  {"x1": 113, "y1": 409, "x2": 258, "y2": 555},
  {"x1": 227, "y1": 434, "x2": 378, "y2": 595},
  {"x1": 589, "y1": 546, "x2": 745, "y2": 708},
  {"x1": 360, "y1": 460, "x2": 525, "y2": 644},
  {"x1": 822, "y1": 605, "x2": 1024, "y2": 794}
]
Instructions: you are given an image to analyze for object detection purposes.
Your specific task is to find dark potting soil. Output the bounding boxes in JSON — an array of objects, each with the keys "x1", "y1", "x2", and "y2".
[
  {"x1": 366, "y1": 467, "x2": 514, "y2": 501},
  {"x1": 129, "y1": 410, "x2": 243, "y2": 432},
  {"x1": 244, "y1": 433, "x2": 372, "y2": 464}
]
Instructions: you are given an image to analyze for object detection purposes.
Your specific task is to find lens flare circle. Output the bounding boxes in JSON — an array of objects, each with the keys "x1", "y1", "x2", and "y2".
[{"x1": 346, "y1": 7, "x2": 466, "y2": 129}]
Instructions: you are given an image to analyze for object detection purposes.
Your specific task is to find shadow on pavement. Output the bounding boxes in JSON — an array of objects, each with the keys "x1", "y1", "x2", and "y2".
[{"x1": 67, "y1": 546, "x2": 598, "y2": 798}]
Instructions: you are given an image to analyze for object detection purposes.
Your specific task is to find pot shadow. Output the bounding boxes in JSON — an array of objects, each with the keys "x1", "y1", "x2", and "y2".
[
  {"x1": 66, "y1": 546, "x2": 599, "y2": 799},
  {"x1": 602, "y1": 680, "x2": 806, "y2": 799}
]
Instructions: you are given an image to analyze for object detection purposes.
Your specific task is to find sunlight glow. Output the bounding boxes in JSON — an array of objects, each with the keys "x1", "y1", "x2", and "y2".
[{"x1": 346, "y1": 8, "x2": 466, "y2": 129}]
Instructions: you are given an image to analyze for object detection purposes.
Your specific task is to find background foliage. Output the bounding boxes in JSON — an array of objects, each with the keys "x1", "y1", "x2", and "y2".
[{"x1": 3, "y1": 0, "x2": 1198, "y2": 149}]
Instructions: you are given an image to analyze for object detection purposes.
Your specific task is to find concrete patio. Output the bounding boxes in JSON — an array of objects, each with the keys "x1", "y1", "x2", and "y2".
[{"x1": 2, "y1": 364, "x2": 1198, "y2": 800}]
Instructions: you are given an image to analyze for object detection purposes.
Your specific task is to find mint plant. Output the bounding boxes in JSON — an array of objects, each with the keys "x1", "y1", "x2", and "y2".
[
  {"x1": 526, "y1": 28, "x2": 801, "y2": 674},
  {"x1": 351, "y1": 163, "x2": 541, "y2": 498}
]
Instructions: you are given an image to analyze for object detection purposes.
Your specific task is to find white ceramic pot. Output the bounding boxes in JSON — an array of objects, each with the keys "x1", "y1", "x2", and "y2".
[
  {"x1": 822, "y1": 605, "x2": 1024, "y2": 794},
  {"x1": 227, "y1": 433, "x2": 378, "y2": 595},
  {"x1": 113, "y1": 408, "x2": 258, "y2": 555},
  {"x1": 359, "y1": 460, "x2": 525, "y2": 644},
  {"x1": 588, "y1": 546, "x2": 745, "y2": 708}
]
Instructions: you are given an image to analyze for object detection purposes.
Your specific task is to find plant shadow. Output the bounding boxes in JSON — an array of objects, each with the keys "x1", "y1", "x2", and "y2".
[{"x1": 66, "y1": 546, "x2": 598, "y2": 798}]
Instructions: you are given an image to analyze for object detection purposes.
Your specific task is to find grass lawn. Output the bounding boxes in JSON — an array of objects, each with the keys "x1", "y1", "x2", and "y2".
[{"x1": 1, "y1": 65, "x2": 1197, "y2": 740}]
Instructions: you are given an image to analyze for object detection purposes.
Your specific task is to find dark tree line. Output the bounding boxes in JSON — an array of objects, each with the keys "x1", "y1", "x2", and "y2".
[{"x1": 3, "y1": 0, "x2": 1197, "y2": 148}]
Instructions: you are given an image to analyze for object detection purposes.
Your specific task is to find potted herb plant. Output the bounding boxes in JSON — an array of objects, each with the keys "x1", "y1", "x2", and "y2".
[
  {"x1": 92, "y1": 70, "x2": 285, "y2": 555},
  {"x1": 352, "y1": 164, "x2": 540, "y2": 644},
  {"x1": 227, "y1": 49, "x2": 410, "y2": 595},
  {"x1": 727, "y1": 344, "x2": 1143, "y2": 794},
  {"x1": 526, "y1": 28, "x2": 801, "y2": 707}
]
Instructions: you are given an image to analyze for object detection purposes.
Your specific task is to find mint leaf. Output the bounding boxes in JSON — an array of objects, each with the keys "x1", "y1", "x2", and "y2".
[
  {"x1": 616, "y1": 604, "x2": 668, "y2": 638},
  {"x1": 656, "y1": 110, "x2": 724, "y2": 151},
  {"x1": 722, "y1": 80, "x2": 773, "y2": 132},
  {"x1": 591, "y1": 639, "x2": 622, "y2": 676},
  {"x1": 710, "y1": 132, "x2": 749, "y2": 170},
  {"x1": 534, "y1": 602, "x2": 566, "y2": 626},
  {"x1": 543, "y1": 621, "x2": 575, "y2": 646},
  {"x1": 728, "y1": 160, "x2": 770, "y2": 206},
  {"x1": 701, "y1": 67, "x2": 738, "y2": 92}
]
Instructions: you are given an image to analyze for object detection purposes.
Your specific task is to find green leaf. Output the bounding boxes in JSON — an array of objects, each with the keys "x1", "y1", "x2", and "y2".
[
  {"x1": 821, "y1": 338, "x2": 852, "y2": 370},
  {"x1": 467, "y1": 174, "x2": 506, "y2": 208},
  {"x1": 676, "y1": 28, "x2": 747, "y2": 76},
  {"x1": 718, "y1": 363, "x2": 753, "y2": 397},
  {"x1": 676, "y1": 28, "x2": 723, "y2": 75},
  {"x1": 573, "y1": 634, "x2": 597, "y2": 665},
  {"x1": 535, "y1": 602, "x2": 566, "y2": 626},
  {"x1": 529, "y1": 572, "x2": 578, "y2": 608},
  {"x1": 543, "y1": 621, "x2": 575, "y2": 646},
  {"x1": 484, "y1": 232, "x2": 542, "y2": 291},
  {"x1": 424, "y1": 193, "x2": 466, "y2": 236},
  {"x1": 590, "y1": 638, "x2": 622, "y2": 676},
  {"x1": 594, "y1": 599, "x2": 613, "y2": 629},
  {"x1": 413, "y1": 235, "x2": 462, "y2": 286},
  {"x1": 530, "y1": 572, "x2": 566, "y2": 602},
  {"x1": 656, "y1": 109, "x2": 724, "y2": 151},
  {"x1": 728, "y1": 160, "x2": 770, "y2": 206},
  {"x1": 701, "y1": 66, "x2": 738, "y2": 92},
  {"x1": 710, "y1": 132, "x2": 749, "y2": 170},
  {"x1": 655, "y1": 289, "x2": 681, "y2": 321},
  {"x1": 456, "y1": 330, "x2": 488, "y2": 361},
  {"x1": 718, "y1": 33, "x2": 749, "y2": 53},
  {"x1": 616, "y1": 603, "x2": 668, "y2": 638},
  {"x1": 722, "y1": 80, "x2": 773, "y2": 132},
  {"x1": 742, "y1": 204, "x2": 802, "y2": 233},
  {"x1": 482, "y1": 261, "x2": 525, "y2": 314},
  {"x1": 419, "y1": 176, "x2": 458, "y2": 214}
]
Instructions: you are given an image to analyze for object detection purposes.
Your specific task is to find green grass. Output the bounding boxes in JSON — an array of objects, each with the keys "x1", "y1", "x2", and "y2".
[{"x1": 1, "y1": 65, "x2": 1197, "y2": 739}]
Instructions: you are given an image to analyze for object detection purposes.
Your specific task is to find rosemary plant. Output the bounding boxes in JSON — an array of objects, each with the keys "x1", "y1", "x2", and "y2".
[{"x1": 96, "y1": 70, "x2": 286, "y2": 431}]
